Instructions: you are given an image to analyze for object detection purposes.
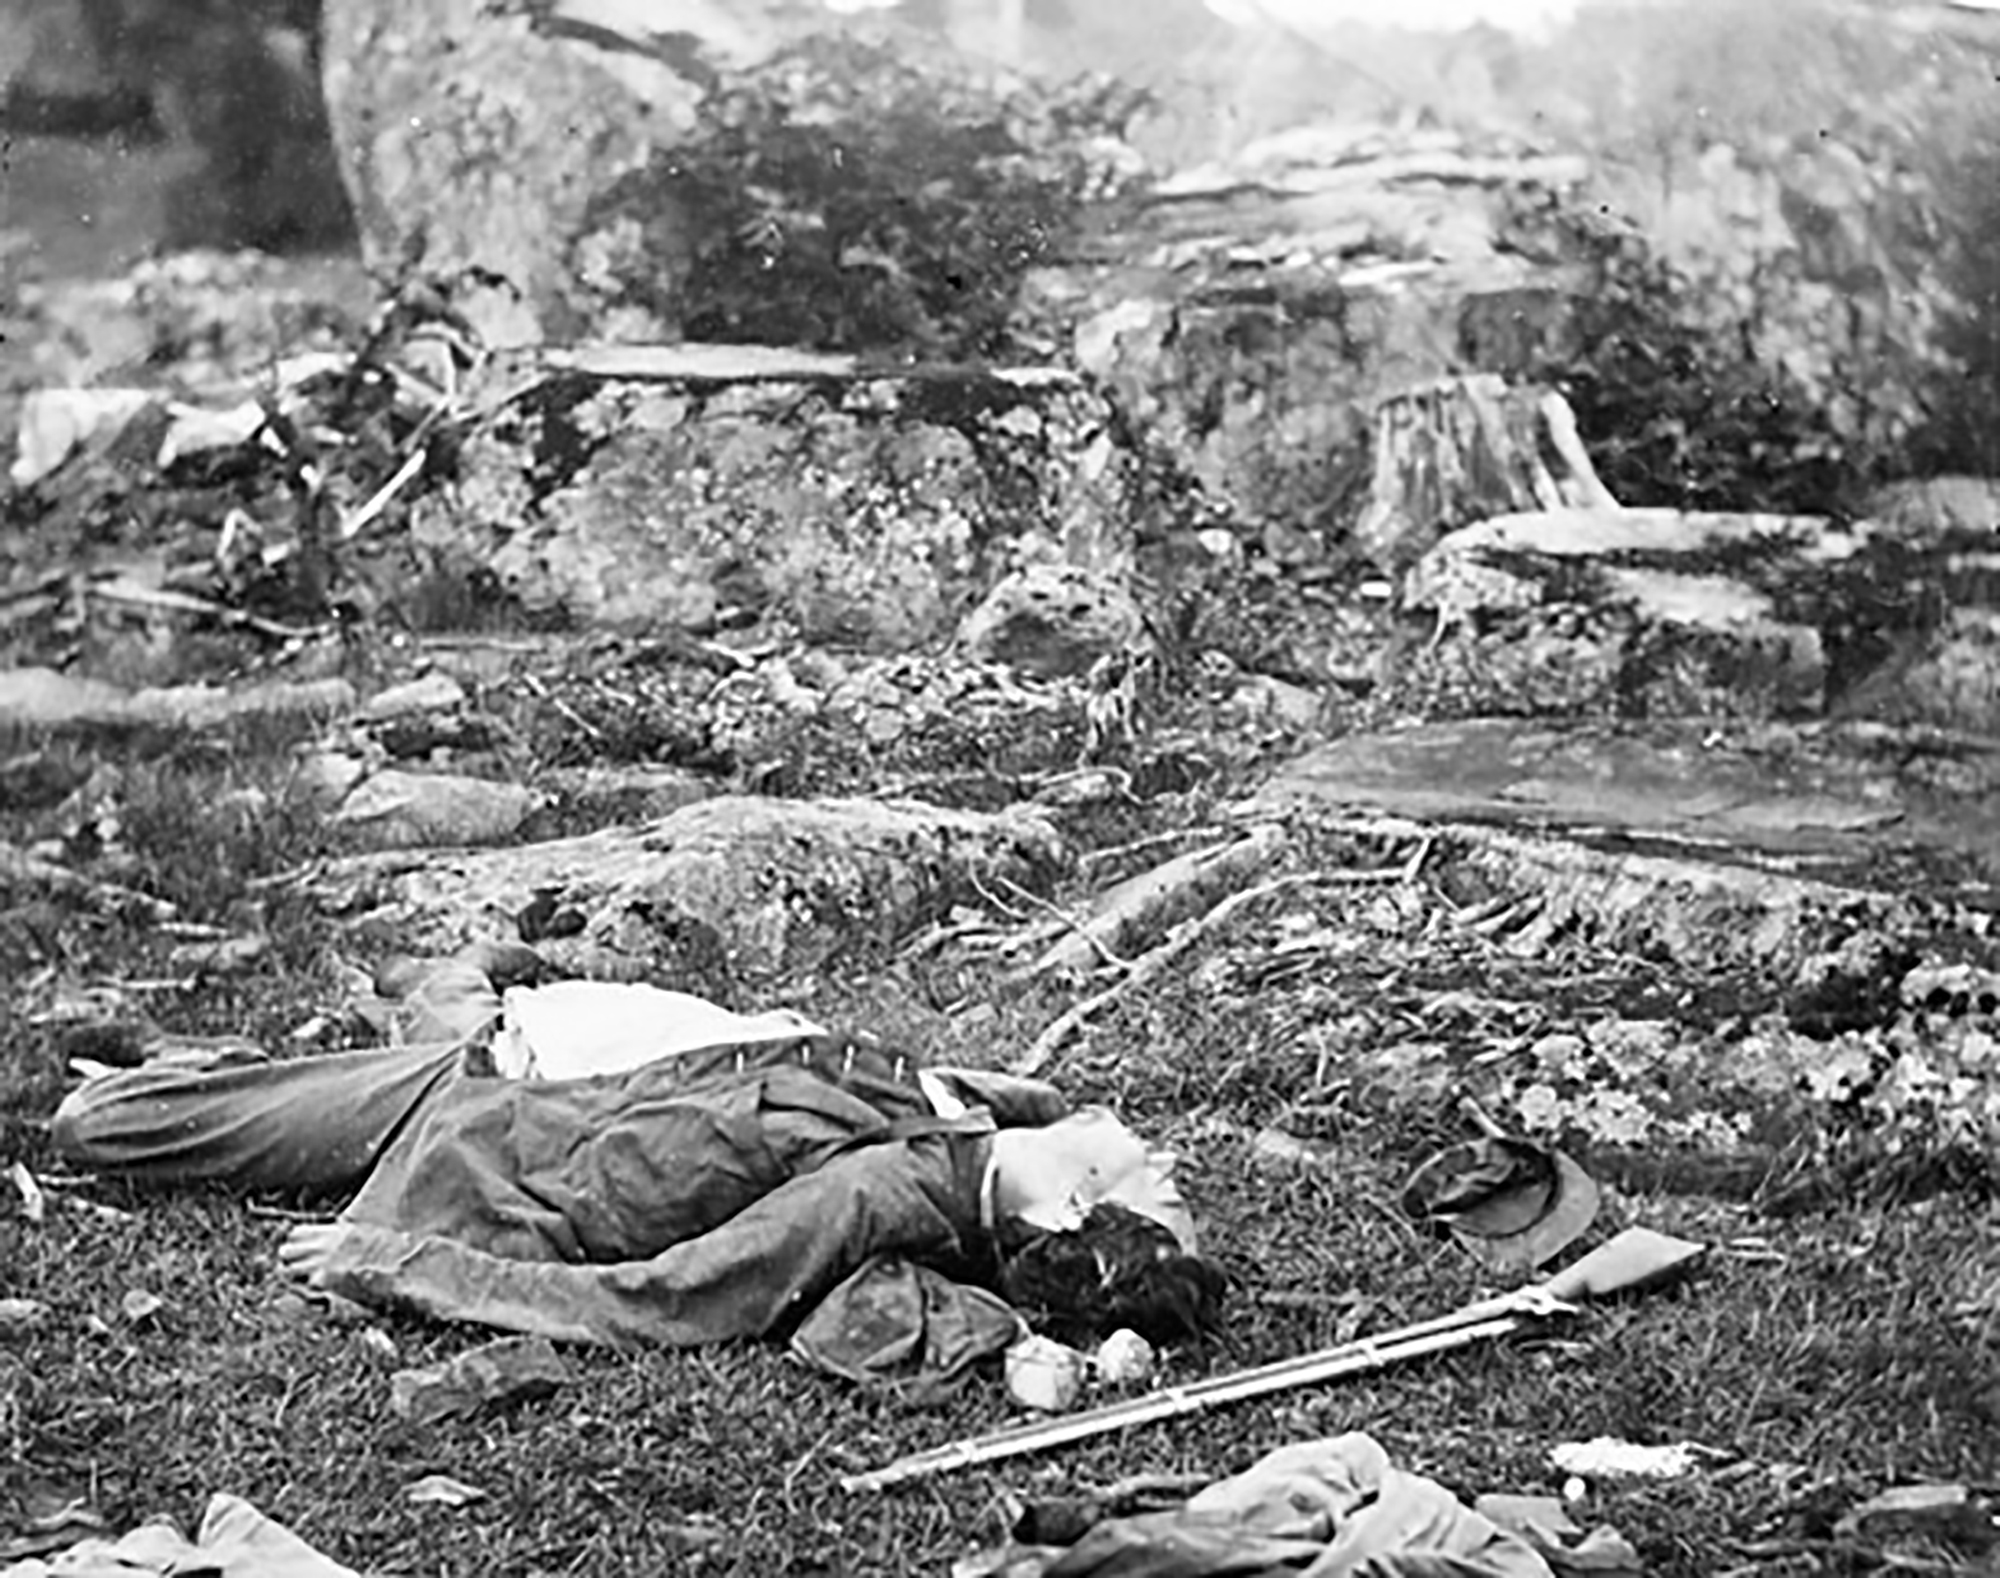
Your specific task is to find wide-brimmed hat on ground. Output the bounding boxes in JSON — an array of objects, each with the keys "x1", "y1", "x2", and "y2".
[{"x1": 1401, "y1": 1133, "x2": 1600, "y2": 1272}]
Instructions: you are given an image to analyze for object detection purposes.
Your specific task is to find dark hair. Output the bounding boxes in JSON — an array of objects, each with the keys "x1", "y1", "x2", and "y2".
[{"x1": 997, "y1": 1203, "x2": 1227, "y2": 1345}]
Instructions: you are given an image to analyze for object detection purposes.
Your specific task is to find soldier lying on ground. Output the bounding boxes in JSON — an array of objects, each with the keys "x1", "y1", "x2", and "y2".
[{"x1": 50, "y1": 948, "x2": 1215, "y2": 1351}]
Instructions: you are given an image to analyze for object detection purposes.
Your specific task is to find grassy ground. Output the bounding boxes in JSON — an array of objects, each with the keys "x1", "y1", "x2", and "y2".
[{"x1": 2, "y1": 646, "x2": 1996, "y2": 1577}]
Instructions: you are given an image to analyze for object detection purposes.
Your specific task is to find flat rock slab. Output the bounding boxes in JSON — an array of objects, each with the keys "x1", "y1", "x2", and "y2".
[
  {"x1": 1386, "y1": 504, "x2": 2000, "y2": 730},
  {"x1": 1245, "y1": 718, "x2": 2000, "y2": 972},
  {"x1": 1249, "y1": 719, "x2": 1908, "y2": 857},
  {"x1": 308, "y1": 794, "x2": 1064, "y2": 979},
  {"x1": 1389, "y1": 507, "x2": 1862, "y2": 721}
]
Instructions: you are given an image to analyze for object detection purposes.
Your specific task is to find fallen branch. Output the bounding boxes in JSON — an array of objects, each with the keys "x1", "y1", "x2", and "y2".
[
  {"x1": 89, "y1": 577, "x2": 328, "y2": 643},
  {"x1": 0, "y1": 841, "x2": 178, "y2": 921},
  {"x1": 986, "y1": 870, "x2": 1129, "y2": 971},
  {"x1": 1011, "y1": 839, "x2": 1427, "y2": 1078},
  {"x1": 1079, "y1": 826, "x2": 1224, "y2": 878},
  {"x1": 338, "y1": 444, "x2": 428, "y2": 541},
  {"x1": 0, "y1": 571, "x2": 70, "y2": 609},
  {"x1": 1022, "y1": 823, "x2": 1288, "y2": 982}
]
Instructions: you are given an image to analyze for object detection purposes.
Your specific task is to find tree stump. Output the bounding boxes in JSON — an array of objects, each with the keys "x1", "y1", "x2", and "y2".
[{"x1": 1352, "y1": 374, "x2": 1619, "y2": 571}]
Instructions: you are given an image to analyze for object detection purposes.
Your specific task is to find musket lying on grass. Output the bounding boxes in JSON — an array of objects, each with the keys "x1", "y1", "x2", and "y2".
[{"x1": 841, "y1": 1226, "x2": 1708, "y2": 1494}]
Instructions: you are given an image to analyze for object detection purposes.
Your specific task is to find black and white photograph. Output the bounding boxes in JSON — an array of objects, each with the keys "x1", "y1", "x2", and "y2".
[{"x1": 2, "y1": 1, "x2": 1997, "y2": 1572}]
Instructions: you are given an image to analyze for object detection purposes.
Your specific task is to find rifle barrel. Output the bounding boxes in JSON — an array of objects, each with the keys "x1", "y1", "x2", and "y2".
[
  {"x1": 841, "y1": 1226, "x2": 1708, "y2": 1493},
  {"x1": 841, "y1": 1313, "x2": 1524, "y2": 1492}
]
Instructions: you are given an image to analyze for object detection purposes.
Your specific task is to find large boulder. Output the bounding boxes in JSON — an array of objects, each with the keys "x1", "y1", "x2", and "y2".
[
  {"x1": 430, "y1": 352, "x2": 1141, "y2": 645},
  {"x1": 956, "y1": 564, "x2": 1151, "y2": 680},
  {"x1": 320, "y1": 1, "x2": 801, "y2": 345},
  {"x1": 308, "y1": 793, "x2": 1065, "y2": 980}
]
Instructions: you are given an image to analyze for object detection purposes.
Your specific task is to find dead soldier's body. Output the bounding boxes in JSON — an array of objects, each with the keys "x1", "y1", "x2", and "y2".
[{"x1": 49, "y1": 949, "x2": 1214, "y2": 1351}]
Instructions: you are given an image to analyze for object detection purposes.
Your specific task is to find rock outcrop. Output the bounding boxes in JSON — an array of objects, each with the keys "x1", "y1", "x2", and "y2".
[
  {"x1": 434, "y1": 353, "x2": 1142, "y2": 645},
  {"x1": 309, "y1": 793, "x2": 1065, "y2": 980},
  {"x1": 320, "y1": 0, "x2": 801, "y2": 345}
]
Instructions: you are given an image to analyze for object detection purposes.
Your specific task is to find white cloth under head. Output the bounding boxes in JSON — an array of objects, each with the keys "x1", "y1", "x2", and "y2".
[{"x1": 491, "y1": 981, "x2": 828, "y2": 1080}]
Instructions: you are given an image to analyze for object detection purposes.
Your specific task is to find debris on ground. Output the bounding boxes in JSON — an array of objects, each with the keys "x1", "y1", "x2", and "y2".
[
  {"x1": 1400, "y1": 1109, "x2": 1601, "y2": 1272},
  {"x1": 400, "y1": 1475, "x2": 486, "y2": 1509},
  {"x1": 1834, "y1": 1482, "x2": 2000, "y2": 1553},
  {"x1": 1004, "y1": 1334, "x2": 1089, "y2": 1413},
  {"x1": 846, "y1": 1228, "x2": 1708, "y2": 1491},
  {"x1": 788, "y1": 1256, "x2": 1026, "y2": 1394},
  {"x1": 7, "y1": 1163, "x2": 45, "y2": 1225},
  {"x1": 388, "y1": 1334, "x2": 571, "y2": 1424},
  {"x1": 0, "y1": 1299, "x2": 50, "y2": 1338},
  {"x1": 1090, "y1": 1328, "x2": 1155, "y2": 1387},
  {"x1": 953, "y1": 1433, "x2": 1559, "y2": 1578},
  {"x1": 1472, "y1": 1495, "x2": 1645, "y2": 1576},
  {"x1": 0, "y1": 1492, "x2": 357, "y2": 1578},
  {"x1": 1548, "y1": 1438, "x2": 1722, "y2": 1483}
]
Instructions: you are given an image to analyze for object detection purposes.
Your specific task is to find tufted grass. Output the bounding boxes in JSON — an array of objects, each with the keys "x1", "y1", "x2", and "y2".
[{"x1": 3, "y1": 676, "x2": 1997, "y2": 1578}]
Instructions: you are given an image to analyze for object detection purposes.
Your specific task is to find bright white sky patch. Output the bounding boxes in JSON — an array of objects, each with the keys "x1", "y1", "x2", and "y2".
[{"x1": 1209, "y1": 0, "x2": 1579, "y2": 33}]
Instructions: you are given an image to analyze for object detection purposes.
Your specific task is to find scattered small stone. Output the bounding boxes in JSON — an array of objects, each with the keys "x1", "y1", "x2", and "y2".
[
  {"x1": 166, "y1": 935, "x2": 269, "y2": 975},
  {"x1": 9, "y1": 1161, "x2": 46, "y2": 1225},
  {"x1": 331, "y1": 769, "x2": 545, "y2": 849},
  {"x1": 363, "y1": 672, "x2": 468, "y2": 721},
  {"x1": 1250, "y1": 1127, "x2": 1336, "y2": 1171},
  {"x1": 516, "y1": 891, "x2": 587, "y2": 943},
  {"x1": 294, "y1": 748, "x2": 372, "y2": 809},
  {"x1": 390, "y1": 1334, "x2": 571, "y2": 1423},
  {"x1": 11, "y1": 387, "x2": 156, "y2": 486},
  {"x1": 1224, "y1": 675, "x2": 1324, "y2": 732},
  {"x1": 1005, "y1": 1334, "x2": 1086, "y2": 1413},
  {"x1": 1549, "y1": 1437, "x2": 1709, "y2": 1481},
  {"x1": 215, "y1": 786, "x2": 272, "y2": 821},
  {"x1": 1092, "y1": 1328, "x2": 1155, "y2": 1386},
  {"x1": 957, "y1": 564, "x2": 1151, "y2": 681},
  {"x1": 0, "y1": 1297, "x2": 51, "y2": 1336},
  {"x1": 404, "y1": 1474, "x2": 487, "y2": 1508}
]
